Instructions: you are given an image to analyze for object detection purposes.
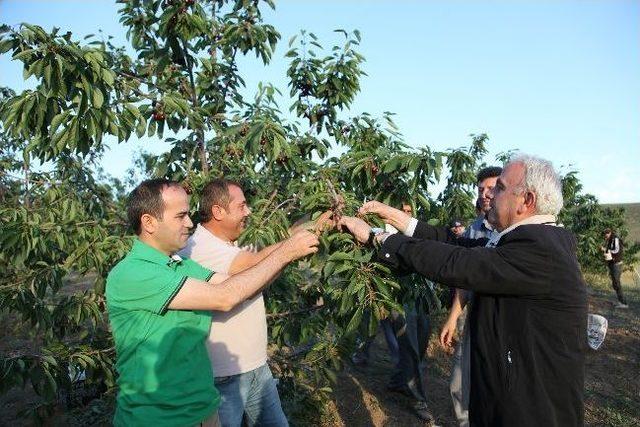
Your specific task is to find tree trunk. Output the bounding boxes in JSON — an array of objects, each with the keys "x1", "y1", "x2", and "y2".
[
  {"x1": 182, "y1": 39, "x2": 209, "y2": 174},
  {"x1": 23, "y1": 162, "x2": 30, "y2": 209}
]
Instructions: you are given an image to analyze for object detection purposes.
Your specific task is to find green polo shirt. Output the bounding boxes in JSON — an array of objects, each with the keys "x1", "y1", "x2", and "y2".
[{"x1": 106, "y1": 239, "x2": 219, "y2": 426}]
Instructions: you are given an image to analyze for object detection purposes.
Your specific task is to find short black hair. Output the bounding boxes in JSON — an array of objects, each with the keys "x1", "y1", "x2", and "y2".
[
  {"x1": 449, "y1": 219, "x2": 464, "y2": 228},
  {"x1": 477, "y1": 166, "x2": 502, "y2": 183},
  {"x1": 198, "y1": 178, "x2": 242, "y2": 223},
  {"x1": 127, "y1": 179, "x2": 182, "y2": 235}
]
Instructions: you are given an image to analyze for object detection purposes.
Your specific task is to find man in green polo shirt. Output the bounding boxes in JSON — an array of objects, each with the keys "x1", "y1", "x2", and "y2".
[{"x1": 106, "y1": 179, "x2": 319, "y2": 426}]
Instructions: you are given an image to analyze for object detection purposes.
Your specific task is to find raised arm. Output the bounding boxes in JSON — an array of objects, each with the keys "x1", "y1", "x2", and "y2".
[
  {"x1": 227, "y1": 242, "x2": 282, "y2": 275},
  {"x1": 229, "y1": 211, "x2": 335, "y2": 274},
  {"x1": 359, "y1": 201, "x2": 412, "y2": 233},
  {"x1": 169, "y1": 230, "x2": 319, "y2": 311},
  {"x1": 379, "y1": 232, "x2": 551, "y2": 297}
]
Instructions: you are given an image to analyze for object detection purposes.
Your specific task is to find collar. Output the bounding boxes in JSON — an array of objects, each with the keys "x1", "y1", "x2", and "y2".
[
  {"x1": 197, "y1": 223, "x2": 235, "y2": 246},
  {"x1": 130, "y1": 239, "x2": 182, "y2": 267},
  {"x1": 487, "y1": 214, "x2": 557, "y2": 247},
  {"x1": 168, "y1": 254, "x2": 183, "y2": 267},
  {"x1": 195, "y1": 223, "x2": 257, "y2": 252},
  {"x1": 482, "y1": 217, "x2": 495, "y2": 232}
]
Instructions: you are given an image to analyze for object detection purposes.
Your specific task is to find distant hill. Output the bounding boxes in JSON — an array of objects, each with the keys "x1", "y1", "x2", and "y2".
[{"x1": 603, "y1": 203, "x2": 640, "y2": 244}]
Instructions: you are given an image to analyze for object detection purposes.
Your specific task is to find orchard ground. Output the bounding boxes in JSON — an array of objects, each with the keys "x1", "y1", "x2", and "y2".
[
  {"x1": 1, "y1": 269, "x2": 638, "y2": 426},
  {"x1": 320, "y1": 269, "x2": 640, "y2": 427}
]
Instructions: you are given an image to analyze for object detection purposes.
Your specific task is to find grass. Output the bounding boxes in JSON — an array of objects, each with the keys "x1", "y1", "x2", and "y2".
[{"x1": 580, "y1": 270, "x2": 639, "y2": 427}]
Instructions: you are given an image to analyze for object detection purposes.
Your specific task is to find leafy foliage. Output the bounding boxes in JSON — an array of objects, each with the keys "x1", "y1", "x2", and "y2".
[
  {"x1": 0, "y1": 1, "x2": 636, "y2": 424},
  {"x1": 559, "y1": 170, "x2": 639, "y2": 272}
]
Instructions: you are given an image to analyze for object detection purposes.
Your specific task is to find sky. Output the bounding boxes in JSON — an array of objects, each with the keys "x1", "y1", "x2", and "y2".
[{"x1": 1, "y1": 0, "x2": 638, "y2": 203}]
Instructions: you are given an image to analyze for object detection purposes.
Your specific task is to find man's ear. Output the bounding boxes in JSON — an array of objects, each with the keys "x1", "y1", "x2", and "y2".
[
  {"x1": 523, "y1": 191, "x2": 536, "y2": 212},
  {"x1": 140, "y1": 213, "x2": 158, "y2": 234},
  {"x1": 211, "y1": 205, "x2": 226, "y2": 221}
]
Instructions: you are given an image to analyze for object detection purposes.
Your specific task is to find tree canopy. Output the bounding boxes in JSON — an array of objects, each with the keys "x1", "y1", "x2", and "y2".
[{"x1": 0, "y1": 0, "x2": 636, "y2": 423}]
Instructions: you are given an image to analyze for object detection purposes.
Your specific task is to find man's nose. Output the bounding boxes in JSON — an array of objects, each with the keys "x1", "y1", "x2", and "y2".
[{"x1": 185, "y1": 215, "x2": 194, "y2": 228}]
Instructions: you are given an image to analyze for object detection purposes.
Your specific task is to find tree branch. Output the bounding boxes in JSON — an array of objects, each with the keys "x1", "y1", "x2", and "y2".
[
  {"x1": 266, "y1": 304, "x2": 324, "y2": 319},
  {"x1": 181, "y1": 38, "x2": 208, "y2": 174}
]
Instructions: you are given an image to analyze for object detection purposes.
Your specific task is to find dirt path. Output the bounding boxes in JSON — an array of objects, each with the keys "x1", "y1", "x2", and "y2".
[
  {"x1": 323, "y1": 332, "x2": 457, "y2": 427},
  {"x1": 325, "y1": 271, "x2": 640, "y2": 427}
]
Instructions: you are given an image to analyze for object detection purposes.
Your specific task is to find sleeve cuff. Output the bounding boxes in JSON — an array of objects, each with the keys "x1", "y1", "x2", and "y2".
[
  {"x1": 159, "y1": 276, "x2": 188, "y2": 315},
  {"x1": 404, "y1": 217, "x2": 418, "y2": 237},
  {"x1": 377, "y1": 233, "x2": 414, "y2": 271}
]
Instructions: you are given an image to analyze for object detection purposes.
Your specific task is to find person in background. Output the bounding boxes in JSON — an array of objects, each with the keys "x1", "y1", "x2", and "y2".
[
  {"x1": 602, "y1": 228, "x2": 628, "y2": 308},
  {"x1": 440, "y1": 166, "x2": 501, "y2": 426},
  {"x1": 449, "y1": 219, "x2": 466, "y2": 238},
  {"x1": 350, "y1": 202, "x2": 434, "y2": 423}
]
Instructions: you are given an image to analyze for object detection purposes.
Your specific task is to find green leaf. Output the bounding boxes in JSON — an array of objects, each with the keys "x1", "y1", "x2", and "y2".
[
  {"x1": 13, "y1": 48, "x2": 35, "y2": 61},
  {"x1": 0, "y1": 38, "x2": 13, "y2": 54},
  {"x1": 136, "y1": 117, "x2": 147, "y2": 138},
  {"x1": 91, "y1": 88, "x2": 104, "y2": 108},
  {"x1": 345, "y1": 308, "x2": 363, "y2": 335},
  {"x1": 417, "y1": 193, "x2": 430, "y2": 211},
  {"x1": 50, "y1": 110, "x2": 70, "y2": 135}
]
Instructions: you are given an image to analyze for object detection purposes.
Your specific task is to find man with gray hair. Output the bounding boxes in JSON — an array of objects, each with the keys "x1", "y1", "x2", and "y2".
[{"x1": 340, "y1": 154, "x2": 587, "y2": 426}]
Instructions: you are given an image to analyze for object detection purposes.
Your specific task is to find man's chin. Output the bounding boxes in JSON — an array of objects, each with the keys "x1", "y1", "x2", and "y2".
[{"x1": 230, "y1": 227, "x2": 244, "y2": 241}]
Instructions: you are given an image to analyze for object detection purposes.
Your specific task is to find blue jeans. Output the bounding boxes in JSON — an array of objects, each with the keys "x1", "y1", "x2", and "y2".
[{"x1": 214, "y1": 364, "x2": 288, "y2": 427}]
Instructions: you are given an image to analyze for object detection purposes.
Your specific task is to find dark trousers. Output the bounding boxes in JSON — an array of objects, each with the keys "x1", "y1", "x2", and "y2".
[
  {"x1": 387, "y1": 301, "x2": 431, "y2": 403},
  {"x1": 358, "y1": 302, "x2": 431, "y2": 403},
  {"x1": 608, "y1": 262, "x2": 627, "y2": 304}
]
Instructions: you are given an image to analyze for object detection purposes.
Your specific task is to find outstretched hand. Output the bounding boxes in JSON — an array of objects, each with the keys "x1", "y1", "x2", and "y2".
[
  {"x1": 338, "y1": 216, "x2": 372, "y2": 244},
  {"x1": 359, "y1": 201, "x2": 411, "y2": 233}
]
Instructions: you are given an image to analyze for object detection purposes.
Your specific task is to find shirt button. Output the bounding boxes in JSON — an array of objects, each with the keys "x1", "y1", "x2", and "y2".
[{"x1": 385, "y1": 253, "x2": 390, "y2": 258}]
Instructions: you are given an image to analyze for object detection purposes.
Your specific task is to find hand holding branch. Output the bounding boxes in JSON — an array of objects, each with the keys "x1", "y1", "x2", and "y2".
[
  {"x1": 281, "y1": 230, "x2": 320, "y2": 261},
  {"x1": 339, "y1": 216, "x2": 372, "y2": 244},
  {"x1": 359, "y1": 201, "x2": 411, "y2": 233}
]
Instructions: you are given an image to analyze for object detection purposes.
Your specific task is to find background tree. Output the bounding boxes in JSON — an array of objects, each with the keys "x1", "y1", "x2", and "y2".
[
  {"x1": 559, "y1": 170, "x2": 639, "y2": 272},
  {"x1": 436, "y1": 133, "x2": 489, "y2": 223},
  {"x1": 0, "y1": 1, "x2": 636, "y2": 423},
  {"x1": 0, "y1": 1, "x2": 441, "y2": 420}
]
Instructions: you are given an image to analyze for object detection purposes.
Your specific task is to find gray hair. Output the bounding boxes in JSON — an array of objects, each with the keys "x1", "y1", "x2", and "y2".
[{"x1": 507, "y1": 154, "x2": 564, "y2": 216}]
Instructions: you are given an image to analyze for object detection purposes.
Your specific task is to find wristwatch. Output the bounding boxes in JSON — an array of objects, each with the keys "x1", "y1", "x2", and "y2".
[{"x1": 367, "y1": 227, "x2": 386, "y2": 247}]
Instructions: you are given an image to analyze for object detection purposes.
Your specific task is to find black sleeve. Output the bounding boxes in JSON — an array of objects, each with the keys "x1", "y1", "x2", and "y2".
[
  {"x1": 378, "y1": 231, "x2": 552, "y2": 297},
  {"x1": 412, "y1": 220, "x2": 488, "y2": 248}
]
